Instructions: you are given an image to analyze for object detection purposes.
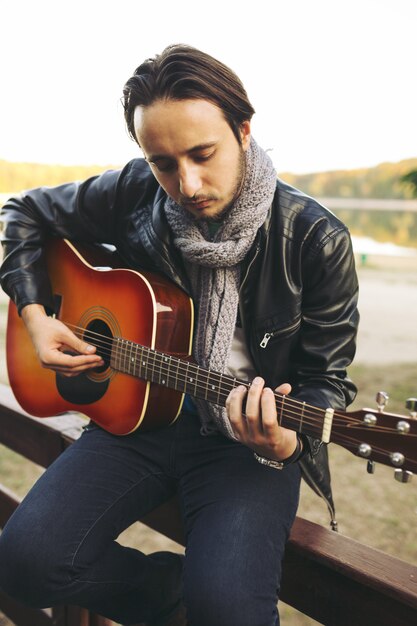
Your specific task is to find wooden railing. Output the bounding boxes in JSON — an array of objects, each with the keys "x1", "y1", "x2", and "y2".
[{"x1": 0, "y1": 382, "x2": 416, "y2": 626}]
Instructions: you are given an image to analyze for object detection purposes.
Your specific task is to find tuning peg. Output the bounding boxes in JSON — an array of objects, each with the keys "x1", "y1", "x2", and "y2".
[
  {"x1": 394, "y1": 469, "x2": 413, "y2": 483},
  {"x1": 405, "y1": 398, "x2": 417, "y2": 420},
  {"x1": 367, "y1": 460, "x2": 375, "y2": 474},
  {"x1": 376, "y1": 391, "x2": 389, "y2": 412}
]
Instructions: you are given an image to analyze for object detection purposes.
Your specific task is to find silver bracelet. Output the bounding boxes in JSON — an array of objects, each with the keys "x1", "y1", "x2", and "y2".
[
  {"x1": 253, "y1": 453, "x2": 285, "y2": 470},
  {"x1": 253, "y1": 435, "x2": 303, "y2": 470}
]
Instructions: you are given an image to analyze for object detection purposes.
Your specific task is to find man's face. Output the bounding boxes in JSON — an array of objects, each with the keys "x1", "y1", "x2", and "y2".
[{"x1": 133, "y1": 98, "x2": 251, "y2": 220}]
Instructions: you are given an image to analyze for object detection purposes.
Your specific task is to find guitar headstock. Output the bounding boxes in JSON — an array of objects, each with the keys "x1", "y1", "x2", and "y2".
[{"x1": 331, "y1": 393, "x2": 417, "y2": 481}]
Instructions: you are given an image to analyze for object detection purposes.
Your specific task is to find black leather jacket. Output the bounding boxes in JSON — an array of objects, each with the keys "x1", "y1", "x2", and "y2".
[{"x1": 0, "y1": 159, "x2": 359, "y2": 526}]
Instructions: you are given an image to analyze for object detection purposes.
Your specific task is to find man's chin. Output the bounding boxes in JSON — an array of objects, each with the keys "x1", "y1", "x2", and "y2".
[
  {"x1": 184, "y1": 202, "x2": 225, "y2": 221},
  {"x1": 194, "y1": 202, "x2": 236, "y2": 223}
]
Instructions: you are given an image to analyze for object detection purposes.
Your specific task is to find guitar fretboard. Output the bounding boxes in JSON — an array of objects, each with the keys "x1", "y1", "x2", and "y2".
[{"x1": 110, "y1": 336, "x2": 325, "y2": 440}]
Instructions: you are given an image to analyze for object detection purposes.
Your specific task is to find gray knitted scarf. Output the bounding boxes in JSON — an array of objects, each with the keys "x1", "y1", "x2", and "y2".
[{"x1": 164, "y1": 137, "x2": 277, "y2": 438}]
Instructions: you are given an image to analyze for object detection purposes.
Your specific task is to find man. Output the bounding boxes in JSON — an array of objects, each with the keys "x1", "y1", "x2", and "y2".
[{"x1": 0, "y1": 45, "x2": 359, "y2": 625}]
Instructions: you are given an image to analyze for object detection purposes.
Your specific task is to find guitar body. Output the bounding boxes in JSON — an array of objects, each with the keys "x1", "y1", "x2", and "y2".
[{"x1": 7, "y1": 239, "x2": 194, "y2": 435}]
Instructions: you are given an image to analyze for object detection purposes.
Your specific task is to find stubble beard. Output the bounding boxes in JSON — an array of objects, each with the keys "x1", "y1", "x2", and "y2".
[
  {"x1": 208, "y1": 148, "x2": 246, "y2": 222},
  {"x1": 179, "y1": 148, "x2": 247, "y2": 223}
]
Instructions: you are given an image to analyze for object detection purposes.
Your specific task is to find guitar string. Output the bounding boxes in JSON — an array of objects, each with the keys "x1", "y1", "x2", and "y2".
[
  {"x1": 324, "y1": 428, "x2": 416, "y2": 464},
  {"x1": 64, "y1": 322, "x2": 412, "y2": 436},
  {"x1": 66, "y1": 322, "x2": 411, "y2": 435},
  {"x1": 66, "y1": 318, "x2": 417, "y2": 464},
  {"x1": 70, "y1": 324, "x2": 416, "y2": 441},
  {"x1": 67, "y1": 318, "x2": 417, "y2": 466},
  {"x1": 322, "y1": 432, "x2": 414, "y2": 466},
  {"x1": 65, "y1": 322, "x2": 339, "y2": 433}
]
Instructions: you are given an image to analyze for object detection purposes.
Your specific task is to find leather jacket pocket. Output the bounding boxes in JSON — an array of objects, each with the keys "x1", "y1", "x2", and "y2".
[{"x1": 256, "y1": 317, "x2": 301, "y2": 349}]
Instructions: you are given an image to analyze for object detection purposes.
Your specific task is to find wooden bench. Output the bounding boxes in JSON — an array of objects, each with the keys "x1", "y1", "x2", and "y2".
[{"x1": 0, "y1": 383, "x2": 416, "y2": 626}]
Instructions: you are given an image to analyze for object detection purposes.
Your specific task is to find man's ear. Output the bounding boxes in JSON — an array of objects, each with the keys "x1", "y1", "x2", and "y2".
[{"x1": 240, "y1": 120, "x2": 251, "y2": 150}]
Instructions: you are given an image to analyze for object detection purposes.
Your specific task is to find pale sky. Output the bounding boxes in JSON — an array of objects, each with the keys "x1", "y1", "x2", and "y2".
[{"x1": 1, "y1": 0, "x2": 416, "y2": 174}]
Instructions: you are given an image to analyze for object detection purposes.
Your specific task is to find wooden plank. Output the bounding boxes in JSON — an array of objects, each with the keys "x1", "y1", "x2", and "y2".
[
  {"x1": 140, "y1": 496, "x2": 185, "y2": 546},
  {"x1": 0, "y1": 384, "x2": 85, "y2": 467},
  {"x1": 281, "y1": 553, "x2": 417, "y2": 626},
  {"x1": 287, "y1": 517, "x2": 417, "y2": 609},
  {"x1": 63, "y1": 605, "x2": 92, "y2": 626},
  {"x1": 0, "y1": 405, "x2": 61, "y2": 467},
  {"x1": 0, "y1": 483, "x2": 21, "y2": 527},
  {"x1": 280, "y1": 517, "x2": 417, "y2": 625}
]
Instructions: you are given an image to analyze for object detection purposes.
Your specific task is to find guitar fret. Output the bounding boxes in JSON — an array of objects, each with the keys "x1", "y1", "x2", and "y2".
[
  {"x1": 205, "y1": 372, "x2": 218, "y2": 404},
  {"x1": 123, "y1": 340, "x2": 128, "y2": 373},
  {"x1": 217, "y1": 373, "x2": 223, "y2": 406},
  {"x1": 126, "y1": 340, "x2": 131, "y2": 374},
  {"x1": 130, "y1": 341, "x2": 136, "y2": 375},
  {"x1": 204, "y1": 369, "x2": 208, "y2": 400},
  {"x1": 157, "y1": 354, "x2": 162, "y2": 384},
  {"x1": 299, "y1": 401, "x2": 305, "y2": 433},
  {"x1": 207, "y1": 386, "x2": 222, "y2": 405},
  {"x1": 134, "y1": 343, "x2": 140, "y2": 377},
  {"x1": 142, "y1": 345, "x2": 149, "y2": 381},
  {"x1": 118, "y1": 339, "x2": 123, "y2": 372},
  {"x1": 126, "y1": 341, "x2": 130, "y2": 374},
  {"x1": 161, "y1": 355, "x2": 170, "y2": 386},
  {"x1": 174, "y1": 356, "x2": 181, "y2": 392},
  {"x1": 279, "y1": 394, "x2": 285, "y2": 425},
  {"x1": 184, "y1": 361, "x2": 190, "y2": 394},
  {"x1": 127, "y1": 340, "x2": 132, "y2": 374},
  {"x1": 151, "y1": 350, "x2": 158, "y2": 383},
  {"x1": 112, "y1": 338, "x2": 120, "y2": 371},
  {"x1": 169, "y1": 356, "x2": 177, "y2": 389},
  {"x1": 121, "y1": 339, "x2": 127, "y2": 373},
  {"x1": 194, "y1": 366, "x2": 199, "y2": 397}
]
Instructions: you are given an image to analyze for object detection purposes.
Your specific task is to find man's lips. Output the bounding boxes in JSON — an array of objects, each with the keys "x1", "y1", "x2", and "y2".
[{"x1": 184, "y1": 199, "x2": 213, "y2": 210}]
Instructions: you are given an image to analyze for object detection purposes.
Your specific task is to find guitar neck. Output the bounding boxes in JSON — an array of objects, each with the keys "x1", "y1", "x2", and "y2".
[{"x1": 110, "y1": 337, "x2": 328, "y2": 441}]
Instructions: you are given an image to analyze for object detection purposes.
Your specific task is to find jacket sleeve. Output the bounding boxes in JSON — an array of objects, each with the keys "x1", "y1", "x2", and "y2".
[
  {"x1": 0, "y1": 166, "x2": 126, "y2": 313},
  {"x1": 291, "y1": 222, "x2": 359, "y2": 411}
]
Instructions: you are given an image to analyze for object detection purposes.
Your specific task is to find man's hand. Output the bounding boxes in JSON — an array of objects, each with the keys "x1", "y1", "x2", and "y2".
[
  {"x1": 21, "y1": 304, "x2": 104, "y2": 377},
  {"x1": 225, "y1": 377, "x2": 298, "y2": 461}
]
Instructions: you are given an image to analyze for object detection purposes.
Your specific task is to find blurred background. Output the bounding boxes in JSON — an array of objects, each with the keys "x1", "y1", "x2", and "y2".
[{"x1": 1, "y1": 1, "x2": 416, "y2": 624}]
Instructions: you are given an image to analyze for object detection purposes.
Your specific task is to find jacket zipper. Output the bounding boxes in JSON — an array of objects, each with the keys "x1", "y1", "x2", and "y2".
[
  {"x1": 239, "y1": 242, "x2": 261, "y2": 296},
  {"x1": 259, "y1": 319, "x2": 301, "y2": 348}
]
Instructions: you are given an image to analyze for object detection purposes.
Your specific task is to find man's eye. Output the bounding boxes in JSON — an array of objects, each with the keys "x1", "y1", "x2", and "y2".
[
  {"x1": 194, "y1": 152, "x2": 214, "y2": 163},
  {"x1": 152, "y1": 160, "x2": 176, "y2": 173}
]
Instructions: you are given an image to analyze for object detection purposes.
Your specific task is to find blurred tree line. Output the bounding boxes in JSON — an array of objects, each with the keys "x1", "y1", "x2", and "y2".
[
  {"x1": 280, "y1": 157, "x2": 417, "y2": 199},
  {"x1": 2, "y1": 156, "x2": 417, "y2": 198},
  {"x1": 281, "y1": 159, "x2": 417, "y2": 248},
  {"x1": 0, "y1": 160, "x2": 118, "y2": 193},
  {"x1": 1, "y1": 157, "x2": 417, "y2": 248},
  {"x1": 400, "y1": 169, "x2": 417, "y2": 197}
]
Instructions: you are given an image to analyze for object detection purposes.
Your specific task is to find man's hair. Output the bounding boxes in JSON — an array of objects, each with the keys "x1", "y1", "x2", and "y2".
[{"x1": 122, "y1": 44, "x2": 255, "y2": 145}]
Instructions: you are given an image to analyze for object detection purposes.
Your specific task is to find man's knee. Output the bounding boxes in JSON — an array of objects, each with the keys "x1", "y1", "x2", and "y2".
[{"x1": 184, "y1": 569, "x2": 279, "y2": 626}]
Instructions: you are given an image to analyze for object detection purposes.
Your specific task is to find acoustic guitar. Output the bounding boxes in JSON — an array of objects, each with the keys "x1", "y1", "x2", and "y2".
[{"x1": 6, "y1": 239, "x2": 417, "y2": 479}]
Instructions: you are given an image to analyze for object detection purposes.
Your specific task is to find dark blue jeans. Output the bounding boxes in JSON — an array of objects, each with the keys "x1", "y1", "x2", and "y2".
[{"x1": 0, "y1": 409, "x2": 301, "y2": 626}]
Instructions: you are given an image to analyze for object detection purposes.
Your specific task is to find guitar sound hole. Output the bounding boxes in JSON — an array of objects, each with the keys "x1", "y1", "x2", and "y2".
[{"x1": 85, "y1": 319, "x2": 113, "y2": 372}]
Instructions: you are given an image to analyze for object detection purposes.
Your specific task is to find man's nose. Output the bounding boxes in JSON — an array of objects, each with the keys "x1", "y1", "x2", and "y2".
[{"x1": 178, "y1": 164, "x2": 202, "y2": 198}]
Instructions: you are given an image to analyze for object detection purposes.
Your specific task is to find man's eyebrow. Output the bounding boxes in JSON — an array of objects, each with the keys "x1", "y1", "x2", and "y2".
[{"x1": 148, "y1": 141, "x2": 217, "y2": 163}]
